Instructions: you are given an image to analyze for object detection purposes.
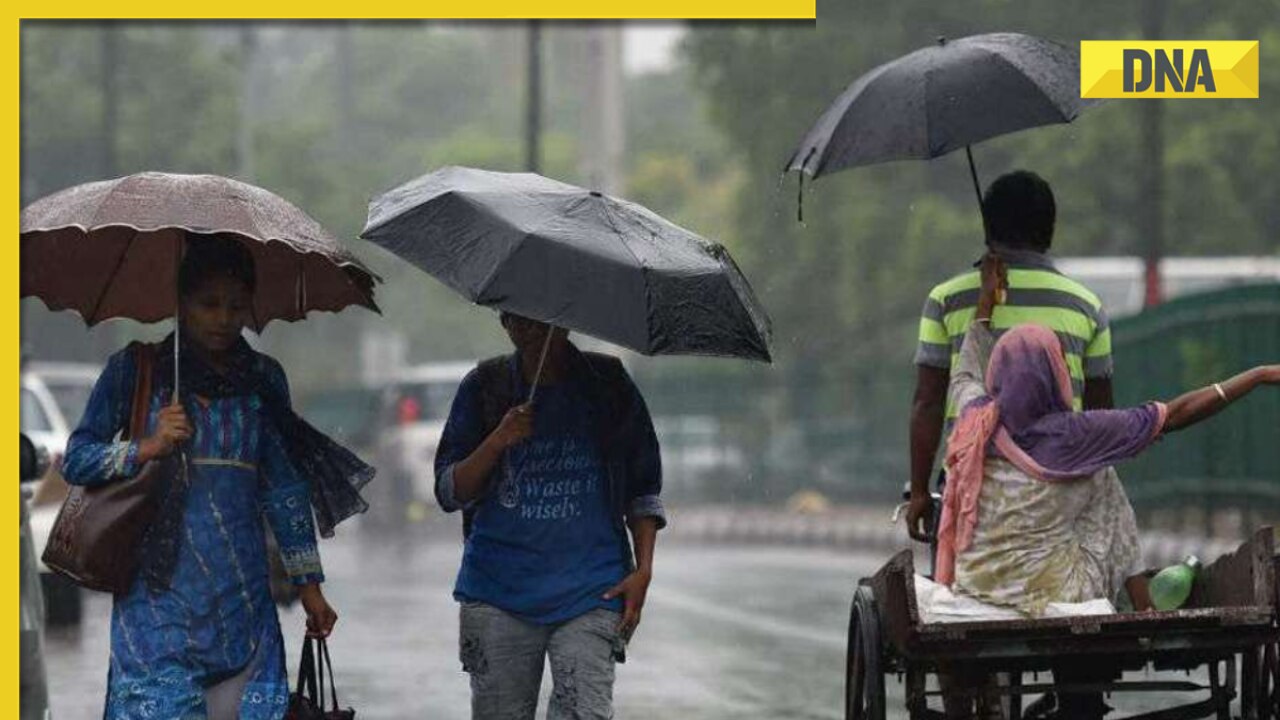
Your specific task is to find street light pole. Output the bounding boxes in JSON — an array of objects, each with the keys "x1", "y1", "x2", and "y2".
[
  {"x1": 96, "y1": 22, "x2": 121, "y2": 361},
  {"x1": 580, "y1": 25, "x2": 624, "y2": 194},
  {"x1": 101, "y1": 23, "x2": 119, "y2": 180},
  {"x1": 525, "y1": 20, "x2": 542, "y2": 173},
  {"x1": 238, "y1": 25, "x2": 258, "y2": 181},
  {"x1": 1141, "y1": 0, "x2": 1165, "y2": 308}
]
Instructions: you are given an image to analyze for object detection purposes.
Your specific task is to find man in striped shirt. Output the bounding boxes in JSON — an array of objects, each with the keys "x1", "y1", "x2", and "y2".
[{"x1": 906, "y1": 170, "x2": 1115, "y2": 544}]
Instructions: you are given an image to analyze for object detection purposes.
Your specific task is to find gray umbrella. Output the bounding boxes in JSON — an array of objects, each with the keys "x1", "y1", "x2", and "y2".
[
  {"x1": 361, "y1": 166, "x2": 772, "y2": 364},
  {"x1": 785, "y1": 33, "x2": 1097, "y2": 212}
]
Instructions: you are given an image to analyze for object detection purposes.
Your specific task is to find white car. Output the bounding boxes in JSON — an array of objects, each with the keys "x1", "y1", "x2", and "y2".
[
  {"x1": 369, "y1": 362, "x2": 473, "y2": 529},
  {"x1": 28, "y1": 362, "x2": 99, "y2": 424},
  {"x1": 20, "y1": 373, "x2": 72, "y2": 482},
  {"x1": 20, "y1": 434, "x2": 51, "y2": 720},
  {"x1": 653, "y1": 414, "x2": 747, "y2": 497},
  {"x1": 20, "y1": 361, "x2": 100, "y2": 626},
  {"x1": 20, "y1": 361, "x2": 99, "y2": 487}
]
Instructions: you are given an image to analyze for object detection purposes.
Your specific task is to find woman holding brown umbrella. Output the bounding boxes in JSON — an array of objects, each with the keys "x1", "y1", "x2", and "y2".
[
  {"x1": 23, "y1": 173, "x2": 379, "y2": 720},
  {"x1": 63, "y1": 235, "x2": 344, "y2": 717}
]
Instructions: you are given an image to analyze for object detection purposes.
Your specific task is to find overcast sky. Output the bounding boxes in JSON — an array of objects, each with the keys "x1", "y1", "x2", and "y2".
[{"x1": 623, "y1": 23, "x2": 684, "y2": 75}]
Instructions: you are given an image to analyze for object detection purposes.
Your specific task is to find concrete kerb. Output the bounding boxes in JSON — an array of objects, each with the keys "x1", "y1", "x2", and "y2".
[{"x1": 666, "y1": 505, "x2": 1249, "y2": 569}]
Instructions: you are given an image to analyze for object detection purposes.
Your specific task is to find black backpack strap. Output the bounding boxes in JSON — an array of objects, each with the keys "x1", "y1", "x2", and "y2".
[
  {"x1": 579, "y1": 352, "x2": 633, "y2": 444},
  {"x1": 460, "y1": 356, "x2": 514, "y2": 540},
  {"x1": 581, "y1": 351, "x2": 626, "y2": 380},
  {"x1": 577, "y1": 352, "x2": 643, "y2": 569},
  {"x1": 475, "y1": 356, "x2": 515, "y2": 435}
]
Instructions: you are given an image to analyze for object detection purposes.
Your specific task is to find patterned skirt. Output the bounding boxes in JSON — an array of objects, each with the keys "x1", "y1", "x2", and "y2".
[{"x1": 952, "y1": 459, "x2": 1142, "y2": 617}]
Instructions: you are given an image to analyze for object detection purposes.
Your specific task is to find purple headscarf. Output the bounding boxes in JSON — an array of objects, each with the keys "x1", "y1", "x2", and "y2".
[{"x1": 982, "y1": 325, "x2": 1167, "y2": 479}]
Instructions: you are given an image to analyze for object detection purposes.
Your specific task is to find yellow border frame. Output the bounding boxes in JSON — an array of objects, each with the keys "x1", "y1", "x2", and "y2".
[
  {"x1": 9, "y1": 19, "x2": 21, "y2": 716},
  {"x1": 22, "y1": 2, "x2": 816, "y2": 20}
]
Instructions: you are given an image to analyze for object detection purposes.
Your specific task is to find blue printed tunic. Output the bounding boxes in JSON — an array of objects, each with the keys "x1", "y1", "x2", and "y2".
[{"x1": 64, "y1": 346, "x2": 323, "y2": 720}]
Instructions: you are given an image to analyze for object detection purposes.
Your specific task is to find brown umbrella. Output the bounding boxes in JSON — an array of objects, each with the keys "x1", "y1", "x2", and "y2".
[
  {"x1": 21, "y1": 171, "x2": 380, "y2": 330},
  {"x1": 23, "y1": 171, "x2": 381, "y2": 396}
]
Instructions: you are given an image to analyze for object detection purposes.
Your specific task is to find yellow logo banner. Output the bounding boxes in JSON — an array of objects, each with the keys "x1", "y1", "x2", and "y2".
[{"x1": 1080, "y1": 41, "x2": 1259, "y2": 98}]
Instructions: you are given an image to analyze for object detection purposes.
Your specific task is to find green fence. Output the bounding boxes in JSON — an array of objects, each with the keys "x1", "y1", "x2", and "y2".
[
  {"x1": 1111, "y1": 283, "x2": 1280, "y2": 523},
  {"x1": 633, "y1": 282, "x2": 1279, "y2": 510}
]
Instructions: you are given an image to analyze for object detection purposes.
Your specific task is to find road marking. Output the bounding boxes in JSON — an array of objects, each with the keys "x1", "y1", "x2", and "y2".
[{"x1": 648, "y1": 586, "x2": 846, "y2": 651}]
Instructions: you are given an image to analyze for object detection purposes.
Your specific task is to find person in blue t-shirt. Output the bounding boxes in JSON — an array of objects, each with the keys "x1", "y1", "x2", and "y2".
[{"x1": 434, "y1": 311, "x2": 665, "y2": 720}]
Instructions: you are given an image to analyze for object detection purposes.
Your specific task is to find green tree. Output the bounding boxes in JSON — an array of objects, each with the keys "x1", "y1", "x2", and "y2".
[{"x1": 684, "y1": 1, "x2": 1280, "y2": 498}]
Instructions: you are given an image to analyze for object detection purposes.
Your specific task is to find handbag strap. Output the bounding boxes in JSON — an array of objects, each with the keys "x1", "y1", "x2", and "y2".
[
  {"x1": 295, "y1": 636, "x2": 319, "y2": 702},
  {"x1": 125, "y1": 343, "x2": 155, "y2": 442},
  {"x1": 317, "y1": 637, "x2": 341, "y2": 711}
]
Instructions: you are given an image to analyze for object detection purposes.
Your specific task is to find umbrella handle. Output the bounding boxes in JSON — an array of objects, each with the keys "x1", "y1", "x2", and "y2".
[
  {"x1": 796, "y1": 146, "x2": 817, "y2": 224},
  {"x1": 172, "y1": 234, "x2": 190, "y2": 474},
  {"x1": 966, "y1": 145, "x2": 985, "y2": 218},
  {"x1": 797, "y1": 172, "x2": 804, "y2": 224},
  {"x1": 525, "y1": 328, "x2": 554, "y2": 406},
  {"x1": 173, "y1": 232, "x2": 186, "y2": 403}
]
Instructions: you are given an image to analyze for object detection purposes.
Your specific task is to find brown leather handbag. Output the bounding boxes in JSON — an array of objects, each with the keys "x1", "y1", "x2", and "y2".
[{"x1": 42, "y1": 343, "x2": 170, "y2": 594}]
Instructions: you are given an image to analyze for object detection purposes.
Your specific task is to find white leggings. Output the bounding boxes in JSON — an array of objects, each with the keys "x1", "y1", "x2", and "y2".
[{"x1": 204, "y1": 663, "x2": 254, "y2": 720}]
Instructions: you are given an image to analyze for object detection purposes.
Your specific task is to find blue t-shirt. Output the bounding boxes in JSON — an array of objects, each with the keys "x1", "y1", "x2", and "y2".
[{"x1": 439, "y1": 371, "x2": 627, "y2": 624}]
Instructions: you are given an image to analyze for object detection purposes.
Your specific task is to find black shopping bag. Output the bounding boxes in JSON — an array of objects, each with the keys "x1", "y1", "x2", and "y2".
[{"x1": 286, "y1": 637, "x2": 355, "y2": 720}]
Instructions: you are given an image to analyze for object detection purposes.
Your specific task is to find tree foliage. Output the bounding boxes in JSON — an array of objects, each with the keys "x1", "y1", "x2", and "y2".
[
  {"x1": 21, "y1": 14, "x2": 1279, "y2": 501},
  {"x1": 681, "y1": 2, "x2": 1280, "y2": 497}
]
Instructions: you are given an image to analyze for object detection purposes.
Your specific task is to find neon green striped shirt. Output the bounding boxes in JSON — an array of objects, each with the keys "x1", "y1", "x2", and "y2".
[{"x1": 914, "y1": 252, "x2": 1112, "y2": 422}]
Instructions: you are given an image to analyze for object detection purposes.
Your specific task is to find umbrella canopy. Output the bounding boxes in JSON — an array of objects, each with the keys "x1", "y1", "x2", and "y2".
[
  {"x1": 21, "y1": 171, "x2": 380, "y2": 330},
  {"x1": 786, "y1": 33, "x2": 1095, "y2": 189},
  {"x1": 361, "y1": 166, "x2": 772, "y2": 363}
]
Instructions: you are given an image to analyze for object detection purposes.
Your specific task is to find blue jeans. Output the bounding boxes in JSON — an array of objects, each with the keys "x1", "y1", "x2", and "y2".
[{"x1": 459, "y1": 602, "x2": 625, "y2": 720}]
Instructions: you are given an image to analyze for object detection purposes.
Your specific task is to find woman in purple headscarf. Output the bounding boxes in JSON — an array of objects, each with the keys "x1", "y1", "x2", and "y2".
[{"x1": 936, "y1": 254, "x2": 1279, "y2": 618}]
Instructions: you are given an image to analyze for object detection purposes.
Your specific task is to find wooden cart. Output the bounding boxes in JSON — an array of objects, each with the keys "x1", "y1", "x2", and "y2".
[{"x1": 846, "y1": 527, "x2": 1280, "y2": 719}]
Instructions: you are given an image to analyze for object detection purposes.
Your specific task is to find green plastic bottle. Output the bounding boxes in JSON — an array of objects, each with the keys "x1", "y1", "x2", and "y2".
[{"x1": 1149, "y1": 555, "x2": 1201, "y2": 611}]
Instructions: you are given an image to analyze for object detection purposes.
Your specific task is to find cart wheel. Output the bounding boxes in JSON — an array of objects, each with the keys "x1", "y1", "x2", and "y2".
[
  {"x1": 846, "y1": 585, "x2": 886, "y2": 720},
  {"x1": 1266, "y1": 641, "x2": 1279, "y2": 720},
  {"x1": 1250, "y1": 641, "x2": 1280, "y2": 720},
  {"x1": 1243, "y1": 648, "x2": 1258, "y2": 720},
  {"x1": 40, "y1": 572, "x2": 82, "y2": 626}
]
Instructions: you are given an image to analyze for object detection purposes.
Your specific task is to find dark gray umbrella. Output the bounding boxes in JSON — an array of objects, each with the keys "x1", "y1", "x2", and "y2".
[
  {"x1": 361, "y1": 166, "x2": 772, "y2": 364},
  {"x1": 785, "y1": 33, "x2": 1096, "y2": 212}
]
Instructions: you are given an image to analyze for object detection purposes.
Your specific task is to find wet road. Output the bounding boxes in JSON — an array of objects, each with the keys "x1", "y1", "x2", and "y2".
[
  {"x1": 43, "y1": 527, "x2": 1224, "y2": 719},
  {"x1": 44, "y1": 527, "x2": 884, "y2": 719}
]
